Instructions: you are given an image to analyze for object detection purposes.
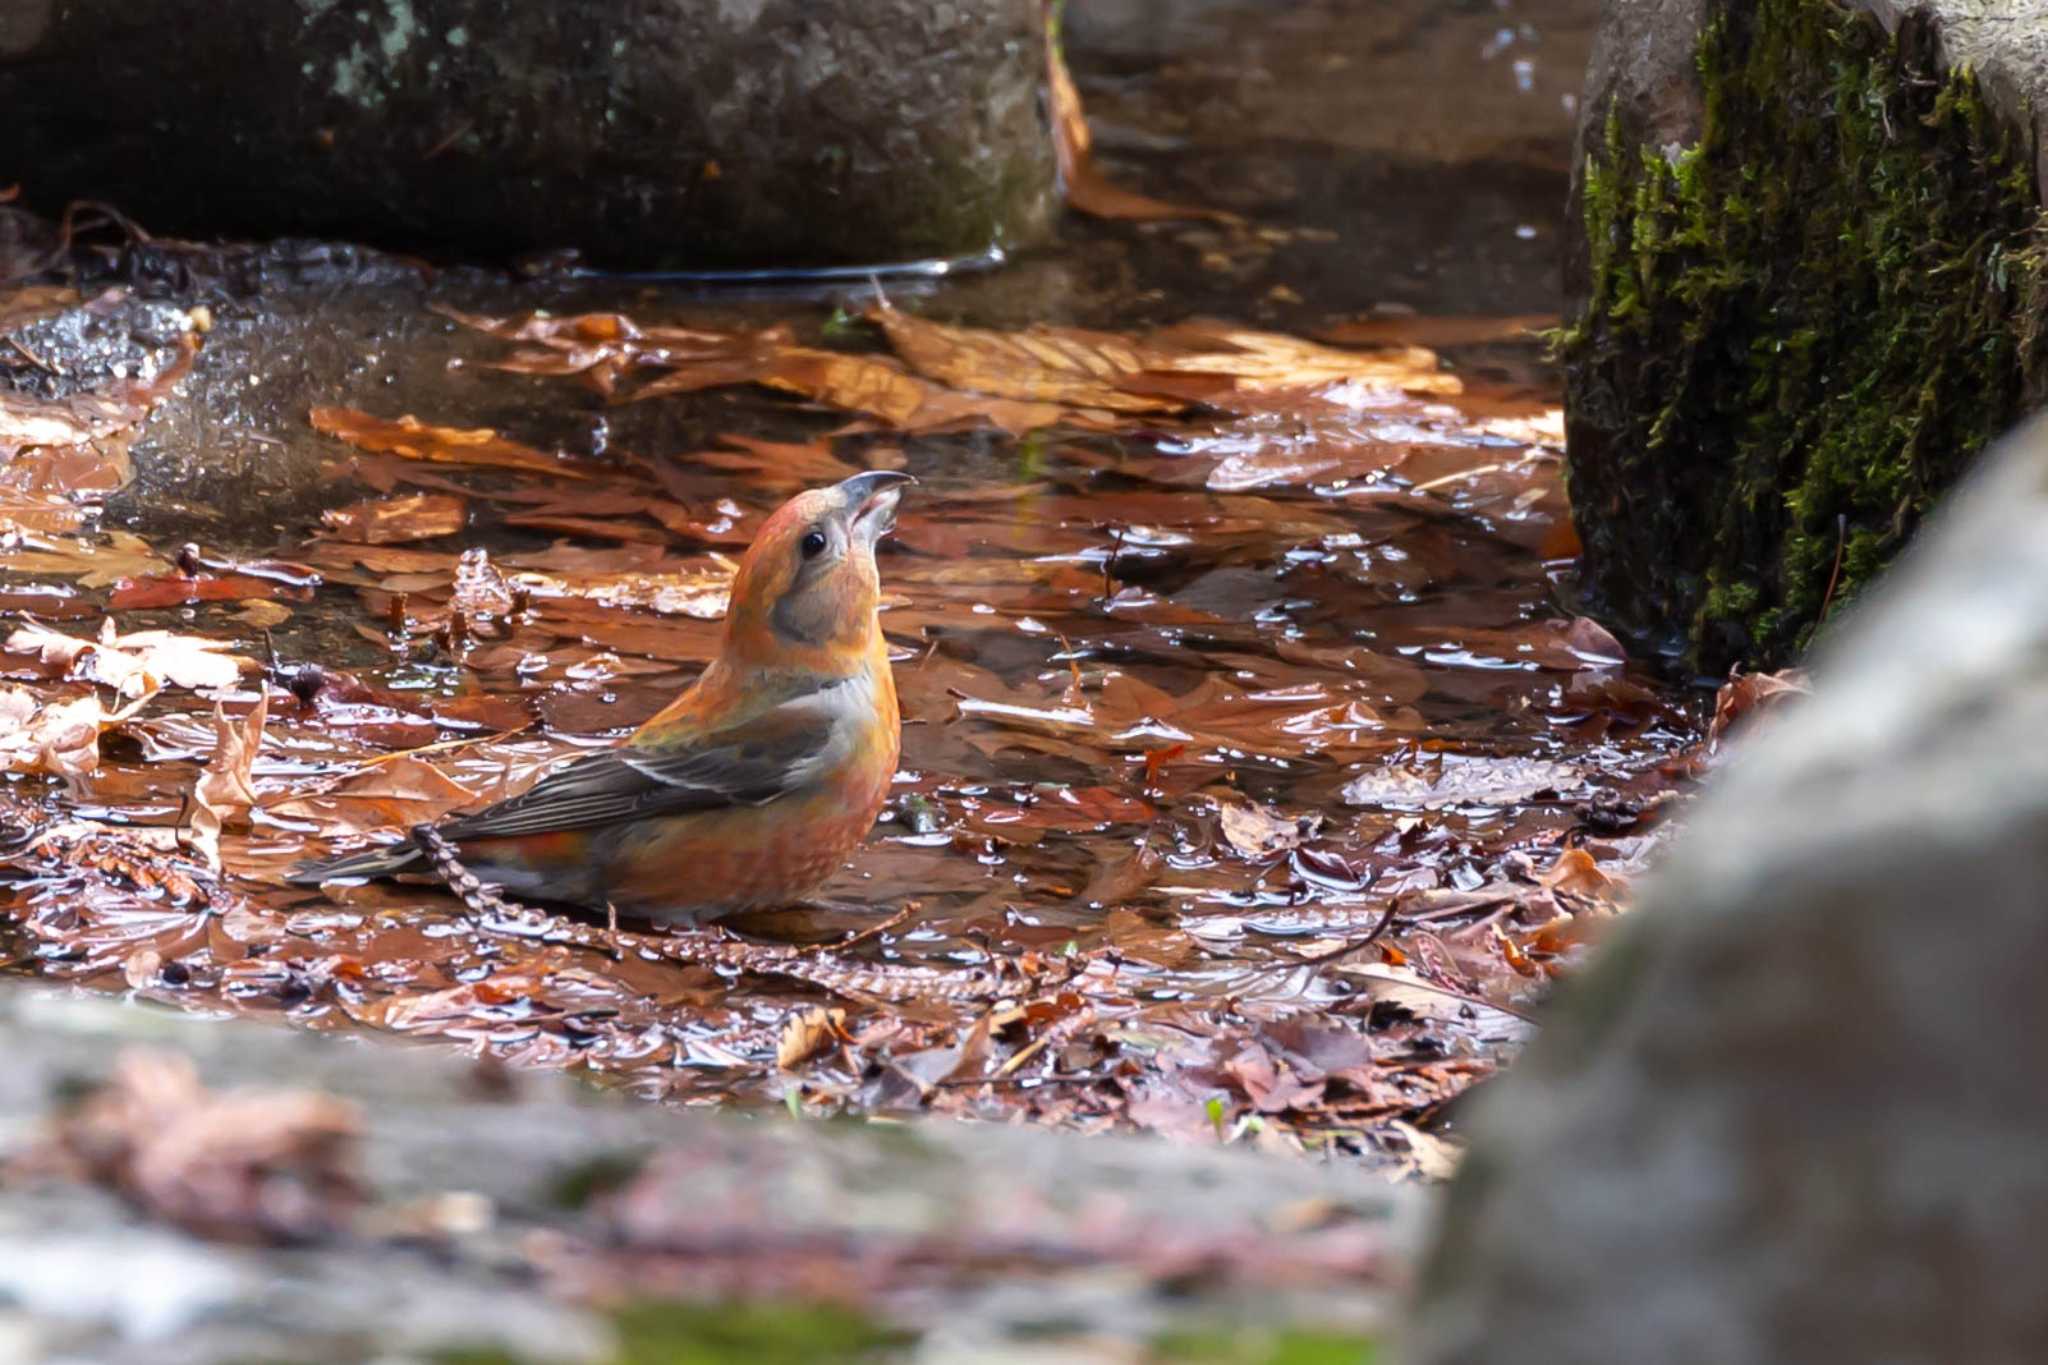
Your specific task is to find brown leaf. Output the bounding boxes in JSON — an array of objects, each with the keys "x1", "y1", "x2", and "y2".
[
  {"x1": 109, "y1": 572, "x2": 310, "y2": 611},
  {"x1": 867, "y1": 296, "x2": 1177, "y2": 414},
  {"x1": 321, "y1": 492, "x2": 467, "y2": 544},
  {"x1": 1217, "y1": 800, "x2": 1322, "y2": 860},
  {"x1": 310, "y1": 407, "x2": 595, "y2": 480},
  {"x1": 188, "y1": 695, "x2": 267, "y2": 872},
  {"x1": 754, "y1": 346, "x2": 1079, "y2": 437},
  {"x1": 0, "y1": 686, "x2": 133, "y2": 780},
  {"x1": 6, "y1": 620, "x2": 248, "y2": 694},
  {"x1": 264, "y1": 754, "x2": 483, "y2": 835},
  {"x1": 17, "y1": 1050, "x2": 363, "y2": 1244},
  {"x1": 1046, "y1": 28, "x2": 1239, "y2": 225},
  {"x1": 1133, "y1": 320, "x2": 1461, "y2": 406},
  {"x1": 1314, "y1": 313, "x2": 1559, "y2": 349},
  {"x1": 776, "y1": 1006, "x2": 847, "y2": 1071},
  {"x1": 1708, "y1": 668, "x2": 1813, "y2": 749}
]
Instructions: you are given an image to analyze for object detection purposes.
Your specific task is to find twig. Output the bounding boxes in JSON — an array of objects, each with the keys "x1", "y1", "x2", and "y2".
[
  {"x1": 1818, "y1": 513, "x2": 1849, "y2": 623},
  {"x1": 1289, "y1": 899, "x2": 1401, "y2": 969},
  {"x1": 5, "y1": 334, "x2": 52, "y2": 372}
]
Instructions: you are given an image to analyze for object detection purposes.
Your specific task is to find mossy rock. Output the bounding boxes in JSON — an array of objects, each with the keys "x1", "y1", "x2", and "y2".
[
  {"x1": 1561, "y1": 0, "x2": 2048, "y2": 672},
  {"x1": 0, "y1": 0, "x2": 1057, "y2": 269}
]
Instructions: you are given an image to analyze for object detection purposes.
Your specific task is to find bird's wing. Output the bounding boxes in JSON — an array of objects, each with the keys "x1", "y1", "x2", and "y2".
[{"x1": 438, "y1": 701, "x2": 839, "y2": 841}]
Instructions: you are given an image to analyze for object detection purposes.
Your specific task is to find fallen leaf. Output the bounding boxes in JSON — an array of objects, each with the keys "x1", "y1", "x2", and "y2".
[
  {"x1": 310, "y1": 408, "x2": 594, "y2": 480},
  {"x1": 0, "y1": 685, "x2": 143, "y2": 780},
  {"x1": 1708, "y1": 668, "x2": 1812, "y2": 749},
  {"x1": 867, "y1": 297, "x2": 1176, "y2": 414},
  {"x1": 1046, "y1": 23, "x2": 1239, "y2": 225},
  {"x1": 1217, "y1": 800, "x2": 1322, "y2": 860},
  {"x1": 321, "y1": 492, "x2": 467, "y2": 544},
  {"x1": 1315, "y1": 314, "x2": 1558, "y2": 348},
  {"x1": 776, "y1": 1006, "x2": 847, "y2": 1071},
  {"x1": 15, "y1": 1049, "x2": 363, "y2": 1244},
  {"x1": 188, "y1": 695, "x2": 267, "y2": 872},
  {"x1": 752, "y1": 346, "x2": 1079, "y2": 437},
  {"x1": 6, "y1": 620, "x2": 247, "y2": 694},
  {"x1": 1342, "y1": 754, "x2": 1584, "y2": 810}
]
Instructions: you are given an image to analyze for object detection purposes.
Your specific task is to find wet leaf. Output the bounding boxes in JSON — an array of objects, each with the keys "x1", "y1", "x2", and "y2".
[
  {"x1": 6, "y1": 620, "x2": 247, "y2": 694},
  {"x1": 776, "y1": 1006, "x2": 847, "y2": 1071},
  {"x1": 867, "y1": 297, "x2": 1177, "y2": 414},
  {"x1": 0, "y1": 685, "x2": 142, "y2": 780},
  {"x1": 751, "y1": 346, "x2": 1080, "y2": 436},
  {"x1": 310, "y1": 407, "x2": 595, "y2": 480},
  {"x1": 108, "y1": 572, "x2": 309, "y2": 611},
  {"x1": 321, "y1": 492, "x2": 468, "y2": 544},
  {"x1": 1217, "y1": 800, "x2": 1322, "y2": 860},
  {"x1": 1315, "y1": 313, "x2": 1559, "y2": 348},
  {"x1": 1708, "y1": 667, "x2": 1813, "y2": 748},
  {"x1": 1342, "y1": 753, "x2": 1585, "y2": 810},
  {"x1": 1045, "y1": 23, "x2": 1239, "y2": 225},
  {"x1": 188, "y1": 694, "x2": 267, "y2": 872}
]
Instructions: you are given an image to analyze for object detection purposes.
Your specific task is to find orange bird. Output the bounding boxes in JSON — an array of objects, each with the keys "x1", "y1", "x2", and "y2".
[{"x1": 291, "y1": 470, "x2": 911, "y2": 923}]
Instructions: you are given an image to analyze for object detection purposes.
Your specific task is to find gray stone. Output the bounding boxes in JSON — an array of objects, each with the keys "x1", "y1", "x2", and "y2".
[
  {"x1": 1407, "y1": 413, "x2": 2048, "y2": 1362},
  {"x1": 0, "y1": 0, "x2": 1058, "y2": 268},
  {"x1": 0, "y1": 985, "x2": 1423, "y2": 1362}
]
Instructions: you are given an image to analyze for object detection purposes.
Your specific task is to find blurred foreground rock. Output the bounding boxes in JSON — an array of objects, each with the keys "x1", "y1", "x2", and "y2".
[
  {"x1": 0, "y1": 985, "x2": 1420, "y2": 1363},
  {"x1": 0, "y1": 0, "x2": 1057, "y2": 268},
  {"x1": 1409, "y1": 413, "x2": 2048, "y2": 1362}
]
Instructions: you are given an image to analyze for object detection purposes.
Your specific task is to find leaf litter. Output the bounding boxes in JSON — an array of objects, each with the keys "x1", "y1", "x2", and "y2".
[{"x1": 0, "y1": 277, "x2": 1758, "y2": 1182}]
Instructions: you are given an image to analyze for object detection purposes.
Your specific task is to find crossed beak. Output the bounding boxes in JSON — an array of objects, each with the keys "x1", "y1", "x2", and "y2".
[{"x1": 837, "y1": 469, "x2": 915, "y2": 546}]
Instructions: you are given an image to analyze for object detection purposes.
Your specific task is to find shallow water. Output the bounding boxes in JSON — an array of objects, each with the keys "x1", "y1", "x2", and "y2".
[{"x1": 0, "y1": 0, "x2": 1695, "y2": 1158}]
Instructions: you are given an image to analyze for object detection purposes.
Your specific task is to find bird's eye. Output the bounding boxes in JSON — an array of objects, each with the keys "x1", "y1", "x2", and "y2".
[{"x1": 800, "y1": 529, "x2": 828, "y2": 560}]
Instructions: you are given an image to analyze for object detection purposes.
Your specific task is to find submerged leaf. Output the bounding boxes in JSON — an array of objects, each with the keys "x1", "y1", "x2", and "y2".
[{"x1": 311, "y1": 408, "x2": 595, "y2": 480}]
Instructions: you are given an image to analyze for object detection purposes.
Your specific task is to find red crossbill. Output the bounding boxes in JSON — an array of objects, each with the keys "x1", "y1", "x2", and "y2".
[{"x1": 291, "y1": 469, "x2": 911, "y2": 924}]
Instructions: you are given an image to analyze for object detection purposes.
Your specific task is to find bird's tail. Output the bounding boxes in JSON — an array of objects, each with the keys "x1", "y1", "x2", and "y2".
[{"x1": 285, "y1": 840, "x2": 426, "y2": 887}]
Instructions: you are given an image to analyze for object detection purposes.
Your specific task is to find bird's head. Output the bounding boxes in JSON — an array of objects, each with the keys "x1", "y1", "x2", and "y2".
[{"x1": 721, "y1": 470, "x2": 913, "y2": 672}]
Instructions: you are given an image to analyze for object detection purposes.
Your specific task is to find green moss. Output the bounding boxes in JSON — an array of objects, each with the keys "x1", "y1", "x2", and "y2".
[
  {"x1": 438, "y1": 1299, "x2": 914, "y2": 1365},
  {"x1": 1564, "y1": 0, "x2": 2048, "y2": 670},
  {"x1": 1150, "y1": 1326, "x2": 1380, "y2": 1364},
  {"x1": 544, "y1": 1148, "x2": 649, "y2": 1209}
]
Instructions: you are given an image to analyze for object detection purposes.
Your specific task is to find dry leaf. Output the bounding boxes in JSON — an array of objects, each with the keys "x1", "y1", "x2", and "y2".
[
  {"x1": 189, "y1": 694, "x2": 267, "y2": 872},
  {"x1": 6, "y1": 620, "x2": 247, "y2": 694},
  {"x1": 0, "y1": 685, "x2": 144, "y2": 780},
  {"x1": 776, "y1": 1006, "x2": 847, "y2": 1071}
]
